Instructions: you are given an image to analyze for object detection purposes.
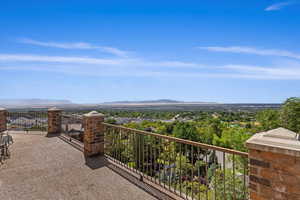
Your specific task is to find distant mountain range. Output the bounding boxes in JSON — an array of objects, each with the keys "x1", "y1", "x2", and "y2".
[
  {"x1": 102, "y1": 99, "x2": 217, "y2": 105},
  {"x1": 0, "y1": 98, "x2": 280, "y2": 111},
  {"x1": 0, "y1": 99, "x2": 74, "y2": 107},
  {"x1": 0, "y1": 98, "x2": 217, "y2": 108},
  {"x1": 103, "y1": 99, "x2": 183, "y2": 104}
]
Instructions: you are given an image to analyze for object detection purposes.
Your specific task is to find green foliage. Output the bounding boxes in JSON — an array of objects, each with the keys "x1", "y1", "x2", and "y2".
[
  {"x1": 173, "y1": 122, "x2": 199, "y2": 141},
  {"x1": 101, "y1": 97, "x2": 300, "y2": 200},
  {"x1": 105, "y1": 118, "x2": 117, "y2": 124},
  {"x1": 280, "y1": 97, "x2": 300, "y2": 133},
  {"x1": 256, "y1": 109, "x2": 280, "y2": 131},
  {"x1": 212, "y1": 128, "x2": 251, "y2": 152},
  {"x1": 210, "y1": 168, "x2": 248, "y2": 200}
]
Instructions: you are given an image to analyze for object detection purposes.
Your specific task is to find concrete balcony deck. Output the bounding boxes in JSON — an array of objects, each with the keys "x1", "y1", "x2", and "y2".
[{"x1": 0, "y1": 132, "x2": 173, "y2": 200}]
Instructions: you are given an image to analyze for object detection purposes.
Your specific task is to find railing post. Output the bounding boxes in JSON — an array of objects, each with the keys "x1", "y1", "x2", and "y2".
[
  {"x1": 246, "y1": 127, "x2": 300, "y2": 200},
  {"x1": 0, "y1": 108, "x2": 7, "y2": 133},
  {"x1": 47, "y1": 107, "x2": 62, "y2": 135},
  {"x1": 83, "y1": 111, "x2": 104, "y2": 157}
]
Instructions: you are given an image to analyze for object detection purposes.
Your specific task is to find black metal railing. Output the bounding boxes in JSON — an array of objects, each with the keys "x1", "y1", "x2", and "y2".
[
  {"x1": 7, "y1": 111, "x2": 48, "y2": 132},
  {"x1": 61, "y1": 113, "x2": 84, "y2": 142},
  {"x1": 103, "y1": 123, "x2": 249, "y2": 200}
]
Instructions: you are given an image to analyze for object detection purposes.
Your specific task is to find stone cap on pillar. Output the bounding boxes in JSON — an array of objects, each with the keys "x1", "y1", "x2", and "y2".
[
  {"x1": 84, "y1": 111, "x2": 104, "y2": 118},
  {"x1": 48, "y1": 107, "x2": 62, "y2": 111},
  {"x1": 0, "y1": 108, "x2": 7, "y2": 111},
  {"x1": 246, "y1": 127, "x2": 300, "y2": 157}
]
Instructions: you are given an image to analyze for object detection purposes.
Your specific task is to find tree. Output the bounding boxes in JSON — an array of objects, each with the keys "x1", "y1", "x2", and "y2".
[
  {"x1": 105, "y1": 118, "x2": 117, "y2": 124},
  {"x1": 212, "y1": 127, "x2": 251, "y2": 152},
  {"x1": 256, "y1": 109, "x2": 280, "y2": 131},
  {"x1": 207, "y1": 119, "x2": 222, "y2": 137},
  {"x1": 280, "y1": 97, "x2": 300, "y2": 133},
  {"x1": 173, "y1": 122, "x2": 199, "y2": 142},
  {"x1": 210, "y1": 168, "x2": 248, "y2": 200}
]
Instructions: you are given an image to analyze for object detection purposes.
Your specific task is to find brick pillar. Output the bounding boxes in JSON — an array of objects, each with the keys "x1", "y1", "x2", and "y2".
[
  {"x1": 83, "y1": 111, "x2": 104, "y2": 157},
  {"x1": 246, "y1": 127, "x2": 300, "y2": 200},
  {"x1": 47, "y1": 107, "x2": 62, "y2": 134},
  {"x1": 0, "y1": 108, "x2": 7, "y2": 132}
]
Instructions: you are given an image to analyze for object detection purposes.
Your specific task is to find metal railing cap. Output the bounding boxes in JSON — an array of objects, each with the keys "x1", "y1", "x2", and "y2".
[{"x1": 103, "y1": 123, "x2": 249, "y2": 157}]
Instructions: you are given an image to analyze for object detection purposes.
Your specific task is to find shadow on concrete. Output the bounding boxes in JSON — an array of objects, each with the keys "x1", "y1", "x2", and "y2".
[
  {"x1": 46, "y1": 133, "x2": 61, "y2": 138},
  {"x1": 84, "y1": 155, "x2": 108, "y2": 170},
  {"x1": 58, "y1": 135, "x2": 83, "y2": 152},
  {"x1": 107, "y1": 162, "x2": 175, "y2": 200},
  {"x1": 58, "y1": 134, "x2": 106, "y2": 170},
  {"x1": 56, "y1": 133, "x2": 176, "y2": 199}
]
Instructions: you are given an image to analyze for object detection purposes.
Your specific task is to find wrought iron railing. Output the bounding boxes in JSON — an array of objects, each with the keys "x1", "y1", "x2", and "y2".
[
  {"x1": 61, "y1": 113, "x2": 84, "y2": 143},
  {"x1": 103, "y1": 123, "x2": 249, "y2": 200},
  {"x1": 7, "y1": 111, "x2": 48, "y2": 132}
]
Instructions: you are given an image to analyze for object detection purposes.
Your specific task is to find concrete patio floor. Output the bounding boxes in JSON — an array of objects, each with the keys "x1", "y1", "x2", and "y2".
[{"x1": 0, "y1": 132, "x2": 171, "y2": 200}]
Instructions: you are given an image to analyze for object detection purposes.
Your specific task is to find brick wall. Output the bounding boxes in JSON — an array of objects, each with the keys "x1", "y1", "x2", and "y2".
[
  {"x1": 48, "y1": 108, "x2": 62, "y2": 134},
  {"x1": 0, "y1": 108, "x2": 7, "y2": 132},
  {"x1": 83, "y1": 111, "x2": 104, "y2": 157},
  {"x1": 246, "y1": 128, "x2": 300, "y2": 200}
]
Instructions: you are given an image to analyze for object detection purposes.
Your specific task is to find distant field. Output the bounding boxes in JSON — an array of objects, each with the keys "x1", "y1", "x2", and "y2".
[
  {"x1": 94, "y1": 103, "x2": 281, "y2": 111},
  {"x1": 6, "y1": 103, "x2": 281, "y2": 112}
]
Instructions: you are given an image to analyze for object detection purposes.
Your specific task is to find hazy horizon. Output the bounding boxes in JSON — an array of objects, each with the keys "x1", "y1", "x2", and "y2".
[{"x1": 0, "y1": 98, "x2": 284, "y2": 105}]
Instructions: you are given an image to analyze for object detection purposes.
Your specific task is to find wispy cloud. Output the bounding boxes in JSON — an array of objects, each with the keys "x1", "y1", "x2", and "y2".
[
  {"x1": 0, "y1": 53, "x2": 202, "y2": 68},
  {"x1": 0, "y1": 54, "x2": 125, "y2": 65},
  {"x1": 265, "y1": 1, "x2": 294, "y2": 11},
  {"x1": 19, "y1": 38, "x2": 129, "y2": 57},
  {"x1": 198, "y1": 46, "x2": 300, "y2": 60},
  {"x1": 222, "y1": 64, "x2": 300, "y2": 79},
  {"x1": 1, "y1": 53, "x2": 300, "y2": 80}
]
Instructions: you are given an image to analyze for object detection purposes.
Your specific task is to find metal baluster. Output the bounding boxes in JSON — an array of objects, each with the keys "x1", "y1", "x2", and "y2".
[
  {"x1": 117, "y1": 128, "x2": 120, "y2": 164},
  {"x1": 198, "y1": 147, "x2": 201, "y2": 200},
  {"x1": 174, "y1": 142, "x2": 177, "y2": 194},
  {"x1": 163, "y1": 139, "x2": 166, "y2": 189},
  {"x1": 192, "y1": 145, "x2": 194, "y2": 200},
  {"x1": 214, "y1": 150, "x2": 217, "y2": 200},
  {"x1": 243, "y1": 157, "x2": 247, "y2": 200},
  {"x1": 185, "y1": 144, "x2": 188, "y2": 199},
  {"x1": 126, "y1": 131, "x2": 129, "y2": 169},
  {"x1": 114, "y1": 128, "x2": 117, "y2": 161},
  {"x1": 120, "y1": 129, "x2": 123, "y2": 166},
  {"x1": 135, "y1": 133, "x2": 138, "y2": 173},
  {"x1": 168, "y1": 139, "x2": 171, "y2": 191},
  {"x1": 119, "y1": 128, "x2": 122, "y2": 164},
  {"x1": 154, "y1": 136, "x2": 157, "y2": 184},
  {"x1": 205, "y1": 153, "x2": 208, "y2": 200},
  {"x1": 142, "y1": 134, "x2": 145, "y2": 176},
  {"x1": 158, "y1": 138, "x2": 161, "y2": 186},
  {"x1": 147, "y1": 136, "x2": 150, "y2": 179},
  {"x1": 233, "y1": 154, "x2": 236, "y2": 200},
  {"x1": 138, "y1": 133, "x2": 142, "y2": 179},
  {"x1": 179, "y1": 143, "x2": 182, "y2": 197},
  {"x1": 223, "y1": 152, "x2": 226, "y2": 200},
  {"x1": 150, "y1": 136, "x2": 153, "y2": 181}
]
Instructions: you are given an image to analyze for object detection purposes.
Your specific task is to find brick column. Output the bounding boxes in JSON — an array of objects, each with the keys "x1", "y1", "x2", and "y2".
[
  {"x1": 0, "y1": 108, "x2": 7, "y2": 132},
  {"x1": 47, "y1": 107, "x2": 62, "y2": 134},
  {"x1": 246, "y1": 127, "x2": 300, "y2": 200},
  {"x1": 83, "y1": 111, "x2": 104, "y2": 157}
]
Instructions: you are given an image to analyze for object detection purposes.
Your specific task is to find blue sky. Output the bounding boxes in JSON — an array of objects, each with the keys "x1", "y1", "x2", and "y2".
[{"x1": 0, "y1": 0, "x2": 300, "y2": 103}]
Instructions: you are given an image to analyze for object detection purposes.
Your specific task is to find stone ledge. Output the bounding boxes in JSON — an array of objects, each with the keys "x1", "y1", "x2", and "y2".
[
  {"x1": 48, "y1": 107, "x2": 62, "y2": 111},
  {"x1": 246, "y1": 127, "x2": 300, "y2": 157},
  {"x1": 84, "y1": 111, "x2": 104, "y2": 118}
]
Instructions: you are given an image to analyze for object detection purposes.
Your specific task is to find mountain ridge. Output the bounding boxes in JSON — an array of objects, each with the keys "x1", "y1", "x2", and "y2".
[
  {"x1": 0, "y1": 99, "x2": 73, "y2": 106},
  {"x1": 102, "y1": 99, "x2": 218, "y2": 104}
]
